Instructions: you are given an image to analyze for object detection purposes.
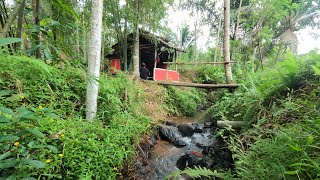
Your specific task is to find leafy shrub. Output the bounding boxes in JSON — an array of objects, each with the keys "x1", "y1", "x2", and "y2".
[
  {"x1": 235, "y1": 120, "x2": 320, "y2": 179},
  {"x1": 205, "y1": 52, "x2": 320, "y2": 125},
  {"x1": 0, "y1": 55, "x2": 152, "y2": 178},
  {"x1": 194, "y1": 65, "x2": 225, "y2": 84},
  {"x1": 0, "y1": 106, "x2": 62, "y2": 179},
  {"x1": 164, "y1": 87, "x2": 205, "y2": 116}
]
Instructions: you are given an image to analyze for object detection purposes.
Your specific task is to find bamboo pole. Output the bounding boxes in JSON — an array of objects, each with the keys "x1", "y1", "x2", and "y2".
[
  {"x1": 217, "y1": 121, "x2": 244, "y2": 129},
  {"x1": 163, "y1": 61, "x2": 237, "y2": 65},
  {"x1": 148, "y1": 81, "x2": 240, "y2": 89}
]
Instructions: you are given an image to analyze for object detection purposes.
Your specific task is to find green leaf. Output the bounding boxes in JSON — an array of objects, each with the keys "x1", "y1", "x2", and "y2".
[
  {"x1": 285, "y1": 170, "x2": 299, "y2": 175},
  {"x1": 22, "y1": 159, "x2": 45, "y2": 169},
  {"x1": 288, "y1": 144, "x2": 303, "y2": 151},
  {"x1": 53, "y1": 0, "x2": 80, "y2": 20},
  {"x1": 290, "y1": 162, "x2": 315, "y2": 168},
  {"x1": 25, "y1": 128, "x2": 45, "y2": 138},
  {"x1": 22, "y1": 177, "x2": 37, "y2": 180},
  {"x1": 0, "y1": 38, "x2": 23, "y2": 47},
  {"x1": 0, "y1": 151, "x2": 12, "y2": 161},
  {"x1": 0, "y1": 106, "x2": 14, "y2": 115},
  {"x1": 311, "y1": 65, "x2": 320, "y2": 75},
  {"x1": 43, "y1": 47, "x2": 53, "y2": 60},
  {"x1": 47, "y1": 145, "x2": 58, "y2": 153},
  {"x1": 0, "y1": 158, "x2": 16, "y2": 169},
  {"x1": 0, "y1": 115, "x2": 10, "y2": 123},
  {"x1": 306, "y1": 135, "x2": 314, "y2": 146},
  {"x1": 6, "y1": 174, "x2": 17, "y2": 180},
  {"x1": 0, "y1": 135, "x2": 19, "y2": 142},
  {"x1": 0, "y1": 90, "x2": 10, "y2": 97}
]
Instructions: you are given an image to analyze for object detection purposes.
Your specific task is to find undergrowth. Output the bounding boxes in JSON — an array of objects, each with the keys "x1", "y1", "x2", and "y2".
[
  {"x1": 205, "y1": 51, "x2": 319, "y2": 126},
  {"x1": 164, "y1": 86, "x2": 205, "y2": 116},
  {"x1": 205, "y1": 51, "x2": 320, "y2": 179},
  {"x1": 0, "y1": 55, "x2": 152, "y2": 179},
  {"x1": 0, "y1": 54, "x2": 205, "y2": 179}
]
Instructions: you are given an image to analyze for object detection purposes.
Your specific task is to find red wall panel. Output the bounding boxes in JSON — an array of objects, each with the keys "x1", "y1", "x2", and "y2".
[
  {"x1": 154, "y1": 68, "x2": 179, "y2": 82},
  {"x1": 110, "y1": 59, "x2": 121, "y2": 74}
]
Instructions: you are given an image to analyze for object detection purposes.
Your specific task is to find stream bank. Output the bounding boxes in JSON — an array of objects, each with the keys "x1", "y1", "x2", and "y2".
[{"x1": 123, "y1": 111, "x2": 238, "y2": 180}]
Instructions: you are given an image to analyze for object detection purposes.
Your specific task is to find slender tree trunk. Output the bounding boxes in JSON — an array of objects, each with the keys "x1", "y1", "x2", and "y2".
[
  {"x1": 32, "y1": 0, "x2": 40, "y2": 58},
  {"x1": 100, "y1": 26, "x2": 105, "y2": 71},
  {"x1": 243, "y1": 54, "x2": 247, "y2": 78},
  {"x1": 223, "y1": 0, "x2": 233, "y2": 84},
  {"x1": 76, "y1": 22, "x2": 80, "y2": 58},
  {"x1": 214, "y1": 15, "x2": 222, "y2": 62},
  {"x1": 275, "y1": 44, "x2": 283, "y2": 63},
  {"x1": 16, "y1": 0, "x2": 25, "y2": 49},
  {"x1": 0, "y1": 0, "x2": 25, "y2": 37},
  {"x1": 251, "y1": 46, "x2": 258, "y2": 73},
  {"x1": 194, "y1": 6, "x2": 199, "y2": 61},
  {"x1": 258, "y1": 42, "x2": 264, "y2": 70},
  {"x1": 123, "y1": 19, "x2": 128, "y2": 72},
  {"x1": 86, "y1": 0, "x2": 103, "y2": 121},
  {"x1": 233, "y1": 0, "x2": 242, "y2": 41},
  {"x1": 132, "y1": 0, "x2": 140, "y2": 77},
  {"x1": 82, "y1": 14, "x2": 88, "y2": 64}
]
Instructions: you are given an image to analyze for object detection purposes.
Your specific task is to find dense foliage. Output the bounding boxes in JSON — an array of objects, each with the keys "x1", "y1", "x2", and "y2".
[
  {"x1": 203, "y1": 52, "x2": 320, "y2": 179},
  {"x1": 0, "y1": 55, "x2": 204, "y2": 178}
]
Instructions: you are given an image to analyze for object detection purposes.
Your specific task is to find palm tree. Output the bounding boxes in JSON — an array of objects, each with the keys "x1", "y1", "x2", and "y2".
[{"x1": 275, "y1": 0, "x2": 320, "y2": 62}]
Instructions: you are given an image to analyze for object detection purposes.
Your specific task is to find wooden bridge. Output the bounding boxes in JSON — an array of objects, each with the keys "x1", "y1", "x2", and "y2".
[
  {"x1": 149, "y1": 61, "x2": 240, "y2": 89},
  {"x1": 148, "y1": 81, "x2": 240, "y2": 89}
]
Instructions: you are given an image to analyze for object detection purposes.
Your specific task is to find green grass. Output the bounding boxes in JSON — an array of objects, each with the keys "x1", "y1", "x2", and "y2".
[{"x1": 0, "y1": 55, "x2": 151, "y2": 179}]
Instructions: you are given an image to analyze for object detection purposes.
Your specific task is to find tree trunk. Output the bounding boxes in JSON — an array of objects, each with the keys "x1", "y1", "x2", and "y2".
[
  {"x1": 82, "y1": 14, "x2": 88, "y2": 64},
  {"x1": 0, "y1": 0, "x2": 25, "y2": 38},
  {"x1": 251, "y1": 46, "x2": 258, "y2": 73},
  {"x1": 233, "y1": 0, "x2": 243, "y2": 41},
  {"x1": 123, "y1": 19, "x2": 128, "y2": 72},
  {"x1": 32, "y1": 0, "x2": 40, "y2": 58},
  {"x1": 132, "y1": 0, "x2": 140, "y2": 77},
  {"x1": 76, "y1": 22, "x2": 80, "y2": 58},
  {"x1": 85, "y1": 0, "x2": 103, "y2": 121},
  {"x1": 258, "y1": 42, "x2": 264, "y2": 70},
  {"x1": 275, "y1": 44, "x2": 283, "y2": 63},
  {"x1": 16, "y1": 0, "x2": 25, "y2": 49},
  {"x1": 214, "y1": 15, "x2": 222, "y2": 63},
  {"x1": 223, "y1": 0, "x2": 233, "y2": 84},
  {"x1": 194, "y1": 6, "x2": 199, "y2": 61}
]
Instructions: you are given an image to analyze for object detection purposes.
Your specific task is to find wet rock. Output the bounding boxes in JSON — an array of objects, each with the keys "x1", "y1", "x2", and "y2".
[
  {"x1": 172, "y1": 139, "x2": 187, "y2": 147},
  {"x1": 196, "y1": 143, "x2": 206, "y2": 148},
  {"x1": 201, "y1": 156, "x2": 215, "y2": 168},
  {"x1": 203, "y1": 122, "x2": 215, "y2": 128},
  {"x1": 202, "y1": 143, "x2": 234, "y2": 169},
  {"x1": 176, "y1": 152, "x2": 214, "y2": 170},
  {"x1": 158, "y1": 124, "x2": 179, "y2": 142},
  {"x1": 176, "y1": 154, "x2": 203, "y2": 170},
  {"x1": 164, "y1": 120, "x2": 177, "y2": 127},
  {"x1": 177, "y1": 124, "x2": 194, "y2": 137},
  {"x1": 158, "y1": 124, "x2": 187, "y2": 147},
  {"x1": 194, "y1": 124, "x2": 204, "y2": 133}
]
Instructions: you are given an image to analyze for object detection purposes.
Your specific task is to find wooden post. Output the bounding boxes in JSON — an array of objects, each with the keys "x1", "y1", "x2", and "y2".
[
  {"x1": 174, "y1": 50, "x2": 178, "y2": 71},
  {"x1": 154, "y1": 44, "x2": 157, "y2": 69}
]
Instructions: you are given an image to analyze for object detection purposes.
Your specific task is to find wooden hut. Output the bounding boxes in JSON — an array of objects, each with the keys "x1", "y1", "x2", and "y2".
[{"x1": 107, "y1": 31, "x2": 184, "y2": 81}]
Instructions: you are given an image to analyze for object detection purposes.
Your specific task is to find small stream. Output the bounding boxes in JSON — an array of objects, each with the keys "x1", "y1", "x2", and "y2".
[{"x1": 133, "y1": 111, "x2": 233, "y2": 180}]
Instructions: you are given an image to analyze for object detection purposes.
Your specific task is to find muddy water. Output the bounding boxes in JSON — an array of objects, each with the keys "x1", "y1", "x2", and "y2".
[{"x1": 142, "y1": 111, "x2": 215, "y2": 180}]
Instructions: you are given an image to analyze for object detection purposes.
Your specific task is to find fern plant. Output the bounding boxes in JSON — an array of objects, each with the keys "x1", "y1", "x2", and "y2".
[{"x1": 165, "y1": 166, "x2": 228, "y2": 180}]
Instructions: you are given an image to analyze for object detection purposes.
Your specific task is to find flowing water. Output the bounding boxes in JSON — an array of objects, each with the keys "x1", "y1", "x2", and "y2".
[{"x1": 137, "y1": 111, "x2": 217, "y2": 180}]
